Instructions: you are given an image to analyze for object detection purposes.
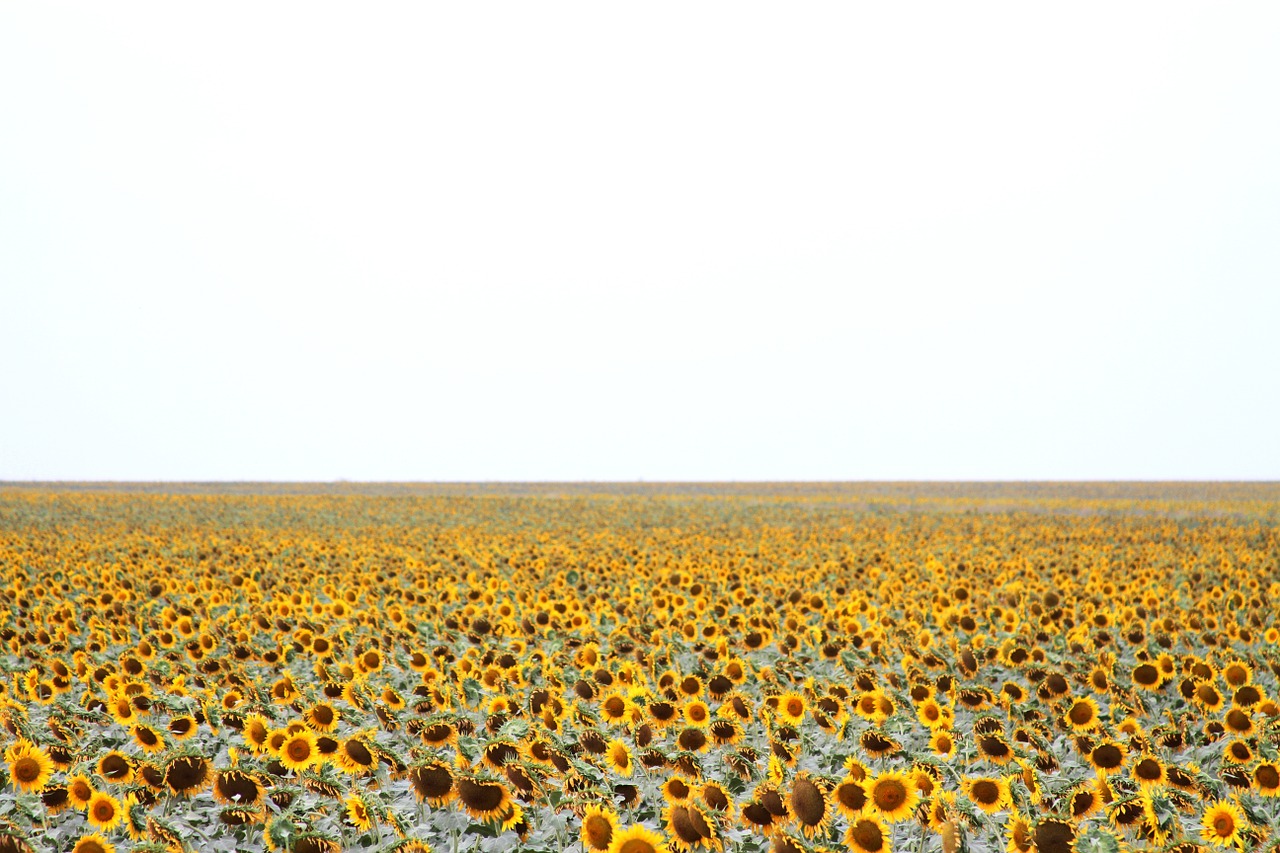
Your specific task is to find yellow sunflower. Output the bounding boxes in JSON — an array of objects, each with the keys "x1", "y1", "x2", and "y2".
[
  {"x1": 962, "y1": 776, "x2": 1012, "y2": 814},
  {"x1": 581, "y1": 805, "x2": 619, "y2": 852},
  {"x1": 85, "y1": 791, "x2": 123, "y2": 832},
  {"x1": 1200, "y1": 800, "x2": 1244, "y2": 848},
  {"x1": 607, "y1": 824, "x2": 670, "y2": 853},
  {"x1": 865, "y1": 770, "x2": 920, "y2": 823},
  {"x1": 279, "y1": 730, "x2": 319, "y2": 772},
  {"x1": 72, "y1": 835, "x2": 116, "y2": 853},
  {"x1": 6, "y1": 742, "x2": 53, "y2": 793}
]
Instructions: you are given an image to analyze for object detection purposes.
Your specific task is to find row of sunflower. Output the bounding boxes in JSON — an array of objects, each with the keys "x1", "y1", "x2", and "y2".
[{"x1": 1, "y1": 488, "x2": 1279, "y2": 852}]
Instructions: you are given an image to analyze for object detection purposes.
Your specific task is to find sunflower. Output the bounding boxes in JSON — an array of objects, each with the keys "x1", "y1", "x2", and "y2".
[
  {"x1": 1200, "y1": 800, "x2": 1244, "y2": 847},
  {"x1": 916, "y1": 698, "x2": 947, "y2": 728},
  {"x1": 845, "y1": 818, "x2": 889, "y2": 853},
  {"x1": 455, "y1": 775, "x2": 511, "y2": 823},
  {"x1": 1067, "y1": 782, "x2": 1102, "y2": 820},
  {"x1": 1194, "y1": 681, "x2": 1225, "y2": 713},
  {"x1": 1131, "y1": 754, "x2": 1166, "y2": 789},
  {"x1": 665, "y1": 803, "x2": 716, "y2": 851},
  {"x1": 1253, "y1": 762, "x2": 1280, "y2": 796},
  {"x1": 962, "y1": 776, "x2": 1011, "y2": 814},
  {"x1": 1131, "y1": 663, "x2": 1163, "y2": 691},
  {"x1": 698, "y1": 781, "x2": 734, "y2": 818},
  {"x1": 1222, "y1": 739, "x2": 1252, "y2": 764},
  {"x1": 606, "y1": 740, "x2": 633, "y2": 776},
  {"x1": 279, "y1": 730, "x2": 318, "y2": 772},
  {"x1": 865, "y1": 770, "x2": 919, "y2": 823},
  {"x1": 1087, "y1": 741, "x2": 1127, "y2": 775},
  {"x1": 1006, "y1": 810, "x2": 1033, "y2": 853},
  {"x1": 6, "y1": 743, "x2": 52, "y2": 793},
  {"x1": 66, "y1": 773, "x2": 94, "y2": 810},
  {"x1": 408, "y1": 760, "x2": 455, "y2": 806},
  {"x1": 1031, "y1": 818, "x2": 1076, "y2": 853},
  {"x1": 1063, "y1": 697, "x2": 1101, "y2": 732},
  {"x1": 71, "y1": 835, "x2": 115, "y2": 853},
  {"x1": 607, "y1": 824, "x2": 671, "y2": 853},
  {"x1": 775, "y1": 692, "x2": 806, "y2": 726},
  {"x1": 96, "y1": 751, "x2": 133, "y2": 785},
  {"x1": 600, "y1": 693, "x2": 633, "y2": 725},
  {"x1": 929, "y1": 729, "x2": 956, "y2": 759},
  {"x1": 833, "y1": 773, "x2": 868, "y2": 819},
  {"x1": 307, "y1": 702, "x2": 340, "y2": 733},
  {"x1": 167, "y1": 715, "x2": 198, "y2": 740},
  {"x1": 860, "y1": 729, "x2": 901, "y2": 759},
  {"x1": 663, "y1": 776, "x2": 694, "y2": 804},
  {"x1": 85, "y1": 791, "x2": 123, "y2": 831},
  {"x1": 344, "y1": 794, "x2": 374, "y2": 832},
  {"x1": 1220, "y1": 660, "x2": 1251, "y2": 688},
  {"x1": 241, "y1": 715, "x2": 271, "y2": 753},
  {"x1": 213, "y1": 769, "x2": 263, "y2": 806},
  {"x1": 165, "y1": 755, "x2": 212, "y2": 796},
  {"x1": 788, "y1": 773, "x2": 831, "y2": 838},
  {"x1": 131, "y1": 724, "x2": 165, "y2": 753},
  {"x1": 581, "y1": 805, "x2": 619, "y2": 852}
]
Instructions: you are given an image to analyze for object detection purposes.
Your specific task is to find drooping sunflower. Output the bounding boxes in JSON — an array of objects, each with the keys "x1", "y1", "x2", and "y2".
[
  {"x1": 165, "y1": 755, "x2": 212, "y2": 796},
  {"x1": 1200, "y1": 800, "x2": 1244, "y2": 848},
  {"x1": 85, "y1": 791, "x2": 123, "y2": 832},
  {"x1": 167, "y1": 715, "x2": 198, "y2": 740},
  {"x1": 131, "y1": 724, "x2": 165, "y2": 753},
  {"x1": 1067, "y1": 782, "x2": 1102, "y2": 820},
  {"x1": 213, "y1": 769, "x2": 264, "y2": 807},
  {"x1": 41, "y1": 784, "x2": 71, "y2": 815},
  {"x1": 1031, "y1": 818, "x2": 1076, "y2": 853},
  {"x1": 788, "y1": 773, "x2": 831, "y2": 838},
  {"x1": 1131, "y1": 754, "x2": 1166, "y2": 790},
  {"x1": 660, "y1": 776, "x2": 694, "y2": 806},
  {"x1": 96, "y1": 751, "x2": 133, "y2": 786},
  {"x1": 865, "y1": 770, "x2": 920, "y2": 823},
  {"x1": 606, "y1": 824, "x2": 670, "y2": 853},
  {"x1": 860, "y1": 729, "x2": 901, "y2": 760},
  {"x1": 675, "y1": 727, "x2": 709, "y2": 753},
  {"x1": 1087, "y1": 740, "x2": 1127, "y2": 775},
  {"x1": 1131, "y1": 663, "x2": 1163, "y2": 691},
  {"x1": 454, "y1": 775, "x2": 511, "y2": 823},
  {"x1": 408, "y1": 760, "x2": 455, "y2": 806},
  {"x1": 665, "y1": 802, "x2": 716, "y2": 851},
  {"x1": 581, "y1": 805, "x2": 619, "y2": 852}
]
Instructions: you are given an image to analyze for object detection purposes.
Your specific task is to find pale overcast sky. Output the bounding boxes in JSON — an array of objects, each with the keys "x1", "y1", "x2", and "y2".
[{"x1": 2, "y1": 4, "x2": 1278, "y2": 481}]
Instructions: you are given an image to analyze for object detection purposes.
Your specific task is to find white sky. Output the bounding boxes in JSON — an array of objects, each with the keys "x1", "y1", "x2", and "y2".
[{"x1": 2, "y1": 3, "x2": 1278, "y2": 481}]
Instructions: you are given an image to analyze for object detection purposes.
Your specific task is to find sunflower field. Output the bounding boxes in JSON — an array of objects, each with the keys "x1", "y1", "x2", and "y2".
[{"x1": 1, "y1": 483, "x2": 1279, "y2": 853}]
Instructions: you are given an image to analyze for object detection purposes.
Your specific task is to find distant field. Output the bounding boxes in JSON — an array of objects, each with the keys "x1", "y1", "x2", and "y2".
[{"x1": 1, "y1": 485, "x2": 1277, "y2": 852}]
